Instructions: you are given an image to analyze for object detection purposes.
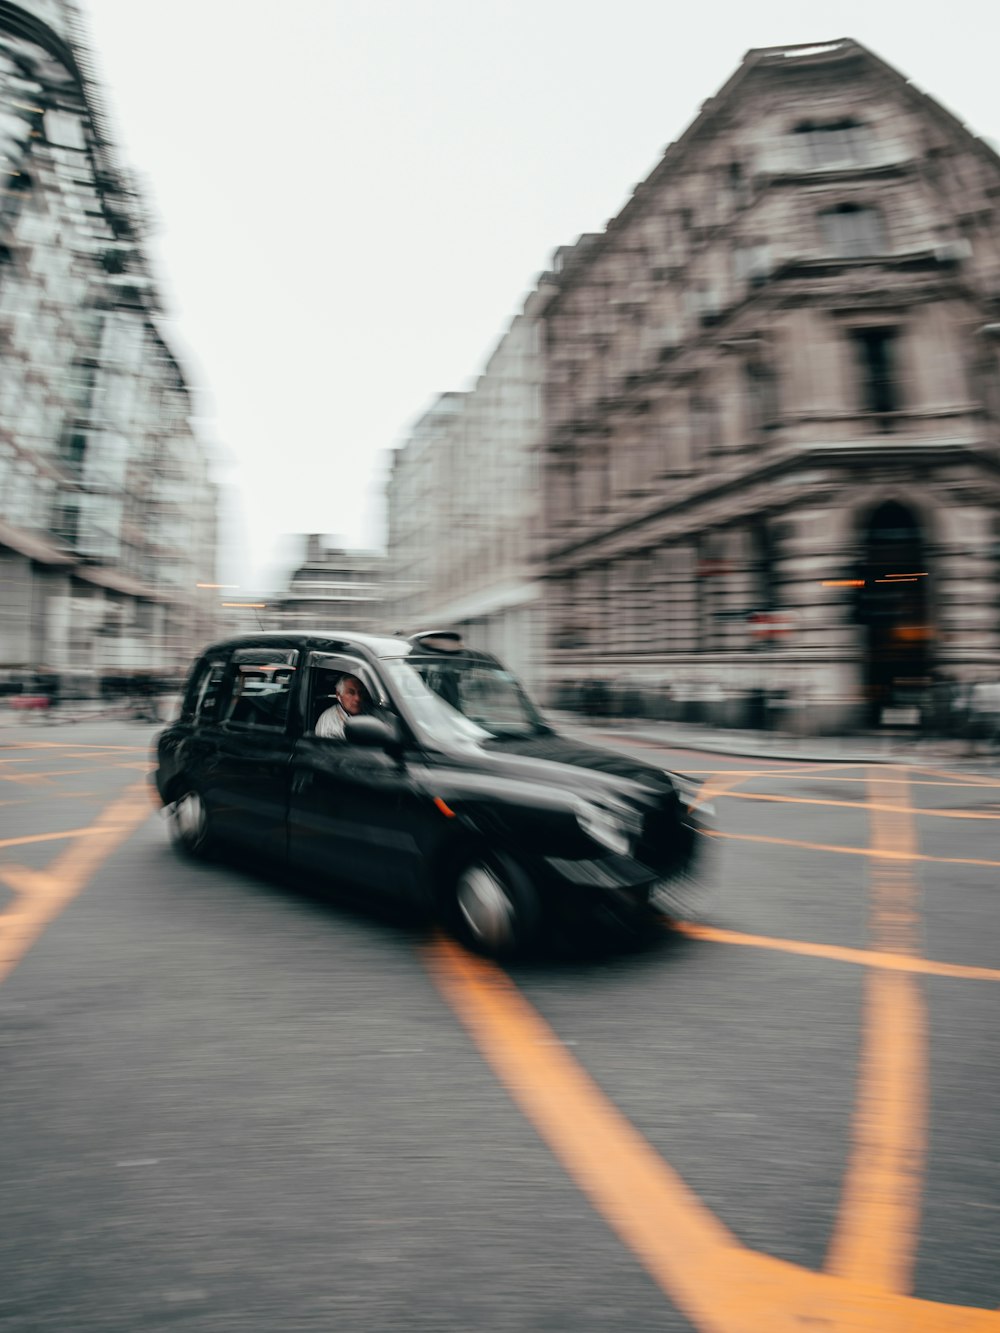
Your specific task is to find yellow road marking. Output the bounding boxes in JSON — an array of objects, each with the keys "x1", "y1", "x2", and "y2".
[
  {"x1": 675, "y1": 923, "x2": 1000, "y2": 982},
  {"x1": 0, "y1": 784, "x2": 150, "y2": 983},
  {"x1": 425, "y1": 935, "x2": 1000, "y2": 1331},
  {"x1": 664, "y1": 764, "x2": 865, "y2": 808},
  {"x1": 722, "y1": 789, "x2": 1000, "y2": 820},
  {"x1": 0, "y1": 826, "x2": 110, "y2": 850},
  {"x1": 736, "y1": 774, "x2": 1000, "y2": 792},
  {"x1": 828, "y1": 971, "x2": 926, "y2": 1291},
  {"x1": 826, "y1": 770, "x2": 925, "y2": 1292},
  {"x1": 660, "y1": 764, "x2": 866, "y2": 776},
  {"x1": 908, "y1": 765, "x2": 1000, "y2": 789},
  {"x1": 692, "y1": 769, "x2": 758, "y2": 807},
  {"x1": 0, "y1": 742, "x2": 146, "y2": 754},
  {"x1": 0, "y1": 761, "x2": 150, "y2": 786},
  {"x1": 709, "y1": 829, "x2": 1000, "y2": 868}
]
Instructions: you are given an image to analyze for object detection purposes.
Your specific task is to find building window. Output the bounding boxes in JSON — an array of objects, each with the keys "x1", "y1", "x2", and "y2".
[
  {"x1": 744, "y1": 360, "x2": 779, "y2": 435},
  {"x1": 794, "y1": 120, "x2": 871, "y2": 169},
  {"x1": 750, "y1": 522, "x2": 778, "y2": 610},
  {"x1": 696, "y1": 534, "x2": 724, "y2": 651},
  {"x1": 852, "y1": 328, "x2": 902, "y2": 417},
  {"x1": 691, "y1": 385, "x2": 722, "y2": 456},
  {"x1": 819, "y1": 203, "x2": 886, "y2": 258},
  {"x1": 972, "y1": 353, "x2": 1000, "y2": 421},
  {"x1": 61, "y1": 430, "x2": 88, "y2": 477},
  {"x1": 726, "y1": 160, "x2": 748, "y2": 207},
  {"x1": 733, "y1": 242, "x2": 771, "y2": 287},
  {"x1": 652, "y1": 547, "x2": 672, "y2": 652},
  {"x1": 554, "y1": 575, "x2": 583, "y2": 649},
  {"x1": 685, "y1": 283, "x2": 722, "y2": 327},
  {"x1": 53, "y1": 499, "x2": 80, "y2": 547}
]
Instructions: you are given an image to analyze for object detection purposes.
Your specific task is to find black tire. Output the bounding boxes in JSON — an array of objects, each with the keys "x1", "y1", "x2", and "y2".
[
  {"x1": 166, "y1": 785, "x2": 213, "y2": 860},
  {"x1": 450, "y1": 852, "x2": 540, "y2": 959}
]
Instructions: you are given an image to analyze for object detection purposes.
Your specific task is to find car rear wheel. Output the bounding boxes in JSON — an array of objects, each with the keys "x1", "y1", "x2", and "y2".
[
  {"x1": 167, "y1": 787, "x2": 212, "y2": 859},
  {"x1": 452, "y1": 855, "x2": 539, "y2": 959}
]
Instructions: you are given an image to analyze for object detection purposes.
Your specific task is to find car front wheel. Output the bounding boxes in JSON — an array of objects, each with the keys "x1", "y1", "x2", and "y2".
[
  {"x1": 452, "y1": 854, "x2": 539, "y2": 959},
  {"x1": 167, "y1": 786, "x2": 212, "y2": 859}
]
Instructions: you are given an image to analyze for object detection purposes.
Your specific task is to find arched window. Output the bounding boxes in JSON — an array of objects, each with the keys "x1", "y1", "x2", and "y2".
[
  {"x1": 793, "y1": 119, "x2": 871, "y2": 168},
  {"x1": 819, "y1": 203, "x2": 886, "y2": 258}
]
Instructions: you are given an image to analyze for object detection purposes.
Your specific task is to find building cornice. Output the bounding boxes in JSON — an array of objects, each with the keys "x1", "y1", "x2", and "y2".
[{"x1": 545, "y1": 441, "x2": 1000, "y2": 568}]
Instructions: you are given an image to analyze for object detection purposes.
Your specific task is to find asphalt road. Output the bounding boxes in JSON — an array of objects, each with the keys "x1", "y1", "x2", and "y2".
[{"x1": 1, "y1": 719, "x2": 998, "y2": 1332}]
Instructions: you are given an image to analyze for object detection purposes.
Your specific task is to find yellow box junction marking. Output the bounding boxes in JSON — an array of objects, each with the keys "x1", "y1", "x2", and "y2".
[
  {"x1": 424, "y1": 760, "x2": 1000, "y2": 1329},
  {"x1": 425, "y1": 936, "x2": 999, "y2": 1331},
  {"x1": 0, "y1": 783, "x2": 150, "y2": 983}
]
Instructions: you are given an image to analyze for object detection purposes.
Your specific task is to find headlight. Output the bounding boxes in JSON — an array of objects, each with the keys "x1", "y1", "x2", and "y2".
[
  {"x1": 575, "y1": 800, "x2": 633, "y2": 856},
  {"x1": 671, "y1": 774, "x2": 715, "y2": 818}
]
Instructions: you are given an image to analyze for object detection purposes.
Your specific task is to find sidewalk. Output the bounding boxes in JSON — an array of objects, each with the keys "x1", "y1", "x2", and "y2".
[
  {"x1": 0, "y1": 697, "x2": 172, "y2": 735},
  {"x1": 548, "y1": 711, "x2": 998, "y2": 767}
]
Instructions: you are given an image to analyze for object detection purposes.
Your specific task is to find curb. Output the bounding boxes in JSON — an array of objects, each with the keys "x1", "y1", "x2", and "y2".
[{"x1": 550, "y1": 715, "x2": 989, "y2": 767}]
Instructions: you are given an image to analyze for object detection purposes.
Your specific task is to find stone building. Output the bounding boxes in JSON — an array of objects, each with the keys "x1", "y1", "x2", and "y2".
[
  {"x1": 267, "y1": 534, "x2": 388, "y2": 635},
  {"x1": 0, "y1": 1, "x2": 218, "y2": 684},
  {"x1": 541, "y1": 39, "x2": 1000, "y2": 731},
  {"x1": 385, "y1": 284, "x2": 550, "y2": 689}
]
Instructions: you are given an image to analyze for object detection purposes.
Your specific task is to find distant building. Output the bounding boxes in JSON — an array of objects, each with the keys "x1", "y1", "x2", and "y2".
[
  {"x1": 268, "y1": 535, "x2": 389, "y2": 634},
  {"x1": 385, "y1": 283, "x2": 551, "y2": 689},
  {"x1": 0, "y1": 1, "x2": 218, "y2": 681},
  {"x1": 539, "y1": 39, "x2": 1000, "y2": 731}
]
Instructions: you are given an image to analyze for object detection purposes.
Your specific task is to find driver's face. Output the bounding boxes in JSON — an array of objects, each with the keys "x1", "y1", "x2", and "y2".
[{"x1": 337, "y1": 677, "x2": 365, "y2": 715}]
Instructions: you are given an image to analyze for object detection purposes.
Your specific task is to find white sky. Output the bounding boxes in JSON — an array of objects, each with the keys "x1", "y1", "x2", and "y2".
[{"x1": 81, "y1": 0, "x2": 1000, "y2": 591}]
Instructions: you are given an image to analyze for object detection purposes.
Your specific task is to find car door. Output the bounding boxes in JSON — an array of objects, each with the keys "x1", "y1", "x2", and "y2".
[
  {"x1": 287, "y1": 652, "x2": 429, "y2": 902},
  {"x1": 206, "y1": 645, "x2": 300, "y2": 857}
]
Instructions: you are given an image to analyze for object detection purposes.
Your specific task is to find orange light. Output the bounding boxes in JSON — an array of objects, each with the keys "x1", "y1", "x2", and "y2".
[
  {"x1": 822, "y1": 579, "x2": 865, "y2": 587},
  {"x1": 433, "y1": 796, "x2": 456, "y2": 818},
  {"x1": 893, "y1": 625, "x2": 935, "y2": 642},
  {"x1": 222, "y1": 602, "x2": 267, "y2": 608}
]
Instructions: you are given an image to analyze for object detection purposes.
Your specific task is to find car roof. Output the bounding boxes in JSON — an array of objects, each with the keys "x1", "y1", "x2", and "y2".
[
  {"x1": 195, "y1": 630, "x2": 503, "y2": 666},
  {"x1": 200, "y1": 630, "x2": 412, "y2": 659}
]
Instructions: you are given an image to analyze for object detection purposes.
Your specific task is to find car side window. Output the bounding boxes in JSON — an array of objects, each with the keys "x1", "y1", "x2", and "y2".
[
  {"x1": 223, "y1": 648, "x2": 299, "y2": 731},
  {"x1": 187, "y1": 657, "x2": 228, "y2": 723},
  {"x1": 308, "y1": 654, "x2": 384, "y2": 739}
]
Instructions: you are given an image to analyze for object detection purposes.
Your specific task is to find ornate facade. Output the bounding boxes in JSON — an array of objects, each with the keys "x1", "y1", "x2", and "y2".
[{"x1": 541, "y1": 40, "x2": 1000, "y2": 731}]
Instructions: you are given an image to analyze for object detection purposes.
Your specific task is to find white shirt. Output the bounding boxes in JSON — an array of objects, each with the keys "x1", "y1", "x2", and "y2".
[{"x1": 315, "y1": 702, "x2": 349, "y2": 739}]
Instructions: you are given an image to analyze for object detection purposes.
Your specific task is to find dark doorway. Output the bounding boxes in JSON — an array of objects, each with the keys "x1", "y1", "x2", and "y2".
[{"x1": 855, "y1": 501, "x2": 932, "y2": 726}]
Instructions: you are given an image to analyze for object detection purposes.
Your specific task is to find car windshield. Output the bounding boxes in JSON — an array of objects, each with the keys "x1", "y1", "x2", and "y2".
[{"x1": 383, "y1": 655, "x2": 548, "y2": 741}]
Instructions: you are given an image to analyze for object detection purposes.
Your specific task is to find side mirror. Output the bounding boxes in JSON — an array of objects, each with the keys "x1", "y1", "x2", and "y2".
[{"x1": 343, "y1": 714, "x2": 403, "y2": 755}]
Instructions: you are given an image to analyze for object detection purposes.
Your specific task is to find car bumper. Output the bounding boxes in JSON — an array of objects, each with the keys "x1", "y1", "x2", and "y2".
[{"x1": 538, "y1": 812, "x2": 708, "y2": 917}]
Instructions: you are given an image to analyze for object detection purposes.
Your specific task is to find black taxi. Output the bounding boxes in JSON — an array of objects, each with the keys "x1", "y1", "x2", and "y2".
[{"x1": 154, "y1": 630, "x2": 709, "y2": 956}]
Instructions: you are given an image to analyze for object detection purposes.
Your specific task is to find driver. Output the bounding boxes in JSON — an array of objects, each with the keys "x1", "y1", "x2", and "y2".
[{"x1": 315, "y1": 674, "x2": 370, "y2": 740}]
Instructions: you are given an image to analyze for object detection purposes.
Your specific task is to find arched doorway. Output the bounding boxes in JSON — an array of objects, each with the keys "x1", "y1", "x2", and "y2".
[{"x1": 856, "y1": 501, "x2": 933, "y2": 726}]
